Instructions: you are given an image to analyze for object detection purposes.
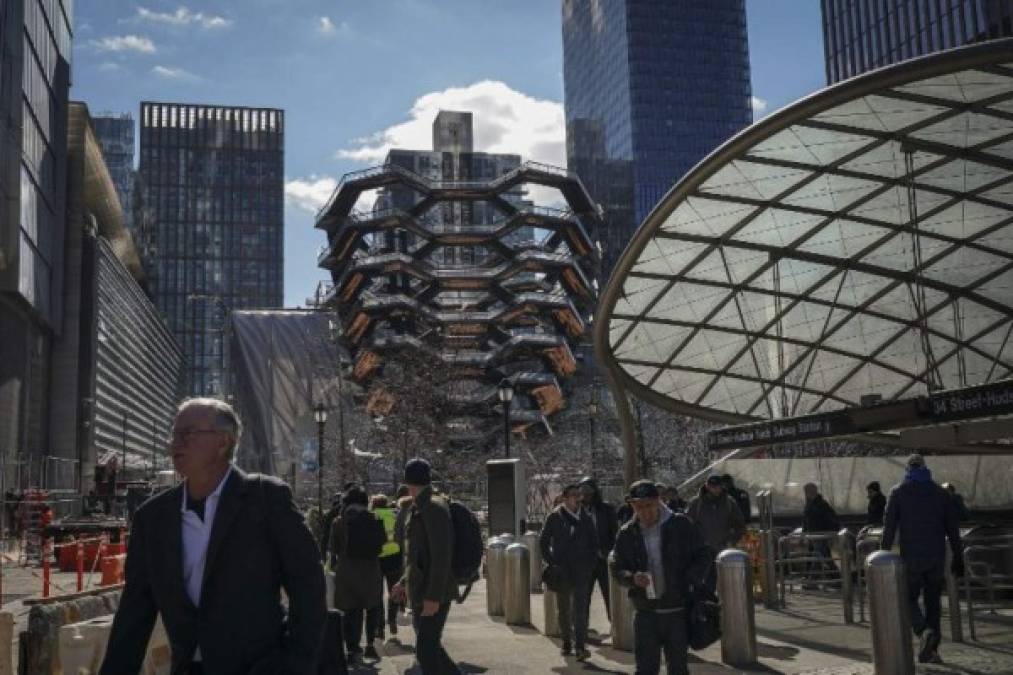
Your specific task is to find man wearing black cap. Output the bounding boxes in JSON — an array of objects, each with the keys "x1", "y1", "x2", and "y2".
[
  {"x1": 882, "y1": 454, "x2": 963, "y2": 665},
  {"x1": 540, "y1": 483, "x2": 599, "y2": 660},
  {"x1": 612, "y1": 480, "x2": 711, "y2": 675},
  {"x1": 390, "y1": 458, "x2": 459, "y2": 674}
]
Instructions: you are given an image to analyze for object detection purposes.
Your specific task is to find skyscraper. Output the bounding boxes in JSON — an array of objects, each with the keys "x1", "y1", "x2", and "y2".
[
  {"x1": 139, "y1": 102, "x2": 284, "y2": 395},
  {"x1": 92, "y1": 113, "x2": 136, "y2": 235},
  {"x1": 562, "y1": 0, "x2": 753, "y2": 277},
  {"x1": 822, "y1": 0, "x2": 1013, "y2": 84},
  {"x1": 0, "y1": 0, "x2": 73, "y2": 457}
]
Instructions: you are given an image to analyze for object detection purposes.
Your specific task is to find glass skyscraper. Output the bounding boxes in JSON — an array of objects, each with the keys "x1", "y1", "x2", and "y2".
[
  {"x1": 92, "y1": 113, "x2": 136, "y2": 236},
  {"x1": 822, "y1": 0, "x2": 1013, "y2": 84},
  {"x1": 139, "y1": 102, "x2": 284, "y2": 396},
  {"x1": 562, "y1": 0, "x2": 753, "y2": 278}
]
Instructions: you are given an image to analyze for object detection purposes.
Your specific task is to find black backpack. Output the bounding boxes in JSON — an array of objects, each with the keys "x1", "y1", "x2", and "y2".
[
  {"x1": 448, "y1": 501, "x2": 483, "y2": 601},
  {"x1": 343, "y1": 507, "x2": 386, "y2": 560}
]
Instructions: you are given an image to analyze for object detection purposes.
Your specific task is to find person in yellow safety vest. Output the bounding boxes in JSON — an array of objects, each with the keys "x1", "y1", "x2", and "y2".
[{"x1": 368, "y1": 494, "x2": 404, "y2": 641}]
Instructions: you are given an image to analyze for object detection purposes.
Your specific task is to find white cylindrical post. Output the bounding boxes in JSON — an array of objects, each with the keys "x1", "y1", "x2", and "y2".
[
  {"x1": 486, "y1": 537, "x2": 508, "y2": 617},
  {"x1": 607, "y1": 552, "x2": 635, "y2": 652},
  {"x1": 717, "y1": 549, "x2": 757, "y2": 667},
  {"x1": 504, "y1": 543, "x2": 531, "y2": 625},
  {"x1": 866, "y1": 551, "x2": 914, "y2": 675},
  {"x1": 521, "y1": 530, "x2": 542, "y2": 593}
]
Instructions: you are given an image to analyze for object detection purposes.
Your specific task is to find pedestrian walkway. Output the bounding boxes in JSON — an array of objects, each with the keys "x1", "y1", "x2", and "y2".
[{"x1": 357, "y1": 580, "x2": 1013, "y2": 674}]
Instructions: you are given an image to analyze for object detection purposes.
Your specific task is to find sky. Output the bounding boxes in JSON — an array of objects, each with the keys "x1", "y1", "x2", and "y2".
[{"x1": 71, "y1": 0, "x2": 827, "y2": 308}]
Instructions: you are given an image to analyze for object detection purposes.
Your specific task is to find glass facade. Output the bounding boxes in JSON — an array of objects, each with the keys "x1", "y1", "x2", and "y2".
[
  {"x1": 562, "y1": 0, "x2": 752, "y2": 279},
  {"x1": 92, "y1": 113, "x2": 135, "y2": 235},
  {"x1": 822, "y1": 0, "x2": 1013, "y2": 84},
  {"x1": 139, "y1": 102, "x2": 284, "y2": 396}
]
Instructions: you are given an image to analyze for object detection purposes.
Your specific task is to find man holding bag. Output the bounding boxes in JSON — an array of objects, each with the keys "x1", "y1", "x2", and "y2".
[{"x1": 612, "y1": 480, "x2": 712, "y2": 675}]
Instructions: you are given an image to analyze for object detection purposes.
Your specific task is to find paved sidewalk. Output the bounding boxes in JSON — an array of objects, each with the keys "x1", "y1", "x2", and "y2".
[{"x1": 353, "y1": 581, "x2": 1013, "y2": 674}]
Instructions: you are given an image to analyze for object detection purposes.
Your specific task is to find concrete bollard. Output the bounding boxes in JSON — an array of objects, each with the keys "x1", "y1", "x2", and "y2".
[
  {"x1": 839, "y1": 529, "x2": 855, "y2": 624},
  {"x1": 486, "y1": 538, "x2": 508, "y2": 617},
  {"x1": 542, "y1": 589, "x2": 560, "y2": 637},
  {"x1": 944, "y1": 547, "x2": 963, "y2": 643},
  {"x1": 521, "y1": 531, "x2": 542, "y2": 593},
  {"x1": 607, "y1": 552, "x2": 635, "y2": 652},
  {"x1": 761, "y1": 529, "x2": 779, "y2": 609},
  {"x1": 866, "y1": 551, "x2": 914, "y2": 675},
  {"x1": 504, "y1": 543, "x2": 531, "y2": 625},
  {"x1": 717, "y1": 549, "x2": 757, "y2": 667}
]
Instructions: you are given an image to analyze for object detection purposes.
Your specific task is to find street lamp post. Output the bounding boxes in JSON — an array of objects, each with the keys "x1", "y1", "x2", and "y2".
[
  {"x1": 498, "y1": 379, "x2": 514, "y2": 459},
  {"x1": 314, "y1": 404, "x2": 327, "y2": 521}
]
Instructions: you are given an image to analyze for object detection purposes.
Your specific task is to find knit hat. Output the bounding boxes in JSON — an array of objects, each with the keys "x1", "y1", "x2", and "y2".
[
  {"x1": 907, "y1": 453, "x2": 925, "y2": 469},
  {"x1": 403, "y1": 458, "x2": 432, "y2": 486}
]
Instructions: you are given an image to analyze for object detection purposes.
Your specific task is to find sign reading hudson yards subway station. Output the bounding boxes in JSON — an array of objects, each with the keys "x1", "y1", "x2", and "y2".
[{"x1": 708, "y1": 379, "x2": 1013, "y2": 451}]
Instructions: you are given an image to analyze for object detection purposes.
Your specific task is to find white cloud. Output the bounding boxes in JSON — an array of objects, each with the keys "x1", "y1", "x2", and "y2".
[
  {"x1": 285, "y1": 176, "x2": 338, "y2": 214},
  {"x1": 152, "y1": 65, "x2": 201, "y2": 81},
  {"x1": 318, "y1": 16, "x2": 336, "y2": 33},
  {"x1": 91, "y1": 35, "x2": 156, "y2": 53},
  {"x1": 136, "y1": 6, "x2": 232, "y2": 29},
  {"x1": 751, "y1": 96, "x2": 768, "y2": 114},
  {"x1": 97, "y1": 62, "x2": 122, "y2": 72},
  {"x1": 339, "y1": 80, "x2": 565, "y2": 167}
]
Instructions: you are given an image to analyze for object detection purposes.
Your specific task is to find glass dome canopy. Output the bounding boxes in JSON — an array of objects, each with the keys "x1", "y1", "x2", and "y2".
[{"x1": 598, "y1": 39, "x2": 1013, "y2": 425}]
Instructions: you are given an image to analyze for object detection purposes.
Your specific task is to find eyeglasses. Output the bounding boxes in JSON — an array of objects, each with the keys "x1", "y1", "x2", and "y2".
[{"x1": 169, "y1": 429, "x2": 222, "y2": 444}]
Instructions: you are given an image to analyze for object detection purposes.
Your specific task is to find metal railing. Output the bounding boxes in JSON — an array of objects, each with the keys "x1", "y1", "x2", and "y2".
[
  {"x1": 773, "y1": 530, "x2": 855, "y2": 623},
  {"x1": 961, "y1": 532, "x2": 1013, "y2": 640}
]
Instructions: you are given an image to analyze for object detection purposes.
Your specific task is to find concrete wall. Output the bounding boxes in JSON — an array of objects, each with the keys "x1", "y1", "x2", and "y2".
[{"x1": 714, "y1": 455, "x2": 1013, "y2": 517}]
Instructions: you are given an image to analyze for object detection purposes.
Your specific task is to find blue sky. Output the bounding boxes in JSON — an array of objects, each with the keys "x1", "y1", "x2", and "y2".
[{"x1": 71, "y1": 1, "x2": 826, "y2": 307}]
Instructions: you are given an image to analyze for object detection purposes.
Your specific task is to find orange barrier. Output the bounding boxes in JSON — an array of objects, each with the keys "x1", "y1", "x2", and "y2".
[{"x1": 100, "y1": 554, "x2": 125, "y2": 587}]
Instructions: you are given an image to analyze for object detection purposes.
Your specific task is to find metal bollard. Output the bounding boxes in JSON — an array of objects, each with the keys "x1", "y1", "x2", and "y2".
[
  {"x1": 866, "y1": 551, "x2": 914, "y2": 675},
  {"x1": 717, "y1": 549, "x2": 757, "y2": 667},
  {"x1": 498, "y1": 533, "x2": 516, "y2": 546},
  {"x1": 838, "y1": 529, "x2": 855, "y2": 624},
  {"x1": 542, "y1": 588, "x2": 560, "y2": 637},
  {"x1": 521, "y1": 531, "x2": 542, "y2": 593},
  {"x1": 607, "y1": 552, "x2": 635, "y2": 652},
  {"x1": 486, "y1": 538, "x2": 508, "y2": 617},
  {"x1": 944, "y1": 546, "x2": 963, "y2": 643},
  {"x1": 761, "y1": 529, "x2": 779, "y2": 609},
  {"x1": 504, "y1": 543, "x2": 531, "y2": 625}
]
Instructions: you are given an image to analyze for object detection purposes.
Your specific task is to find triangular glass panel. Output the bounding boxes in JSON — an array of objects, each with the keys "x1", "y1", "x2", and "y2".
[
  {"x1": 910, "y1": 111, "x2": 1013, "y2": 148},
  {"x1": 923, "y1": 246, "x2": 1010, "y2": 287},
  {"x1": 660, "y1": 196, "x2": 758, "y2": 237},
  {"x1": 921, "y1": 198, "x2": 1013, "y2": 238},
  {"x1": 839, "y1": 140, "x2": 939, "y2": 178},
  {"x1": 619, "y1": 276, "x2": 669, "y2": 314},
  {"x1": 790, "y1": 124, "x2": 877, "y2": 165},
  {"x1": 651, "y1": 282, "x2": 732, "y2": 323},
  {"x1": 632, "y1": 237, "x2": 708, "y2": 277},
  {"x1": 782, "y1": 173, "x2": 882, "y2": 212},
  {"x1": 733, "y1": 207, "x2": 827, "y2": 247},
  {"x1": 798, "y1": 218, "x2": 887, "y2": 259}
]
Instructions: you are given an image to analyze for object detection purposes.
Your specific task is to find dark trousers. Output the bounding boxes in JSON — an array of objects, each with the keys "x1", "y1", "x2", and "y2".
[
  {"x1": 342, "y1": 607, "x2": 366, "y2": 654},
  {"x1": 908, "y1": 564, "x2": 945, "y2": 636},
  {"x1": 633, "y1": 610, "x2": 688, "y2": 675},
  {"x1": 412, "y1": 601, "x2": 458, "y2": 674},
  {"x1": 367, "y1": 554, "x2": 404, "y2": 639},
  {"x1": 558, "y1": 575, "x2": 591, "y2": 647},
  {"x1": 588, "y1": 557, "x2": 611, "y2": 620}
]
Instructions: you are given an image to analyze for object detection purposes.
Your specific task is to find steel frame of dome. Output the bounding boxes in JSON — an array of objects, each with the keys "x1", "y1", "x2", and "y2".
[{"x1": 595, "y1": 39, "x2": 1013, "y2": 485}]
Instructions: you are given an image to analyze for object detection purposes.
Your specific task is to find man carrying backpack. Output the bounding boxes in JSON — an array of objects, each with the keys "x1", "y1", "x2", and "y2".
[
  {"x1": 391, "y1": 458, "x2": 460, "y2": 674},
  {"x1": 329, "y1": 486, "x2": 387, "y2": 663}
]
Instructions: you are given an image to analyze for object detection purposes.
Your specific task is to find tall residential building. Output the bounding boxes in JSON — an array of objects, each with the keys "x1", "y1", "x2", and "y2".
[
  {"x1": 0, "y1": 0, "x2": 73, "y2": 461},
  {"x1": 92, "y1": 113, "x2": 136, "y2": 235},
  {"x1": 561, "y1": 0, "x2": 752, "y2": 277},
  {"x1": 139, "y1": 102, "x2": 284, "y2": 396},
  {"x1": 822, "y1": 0, "x2": 1013, "y2": 84}
]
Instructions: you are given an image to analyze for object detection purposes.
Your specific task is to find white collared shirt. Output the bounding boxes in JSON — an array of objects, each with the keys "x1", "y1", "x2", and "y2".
[{"x1": 180, "y1": 464, "x2": 233, "y2": 608}]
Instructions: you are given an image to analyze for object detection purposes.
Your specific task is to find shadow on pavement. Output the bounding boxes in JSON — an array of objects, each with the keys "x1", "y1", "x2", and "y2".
[{"x1": 757, "y1": 642, "x2": 801, "y2": 661}]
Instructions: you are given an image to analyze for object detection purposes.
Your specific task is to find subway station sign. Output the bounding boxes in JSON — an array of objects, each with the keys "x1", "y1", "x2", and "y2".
[{"x1": 708, "y1": 378, "x2": 1013, "y2": 451}]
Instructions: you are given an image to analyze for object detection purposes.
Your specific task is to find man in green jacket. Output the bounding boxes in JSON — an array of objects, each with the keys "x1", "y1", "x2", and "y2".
[{"x1": 391, "y1": 459, "x2": 458, "y2": 674}]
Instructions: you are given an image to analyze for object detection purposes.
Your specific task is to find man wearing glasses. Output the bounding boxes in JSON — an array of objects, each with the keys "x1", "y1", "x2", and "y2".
[{"x1": 100, "y1": 398, "x2": 326, "y2": 675}]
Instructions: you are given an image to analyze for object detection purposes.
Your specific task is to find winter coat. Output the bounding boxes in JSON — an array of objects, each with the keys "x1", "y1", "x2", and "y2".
[
  {"x1": 686, "y1": 487, "x2": 745, "y2": 554},
  {"x1": 539, "y1": 505, "x2": 599, "y2": 583},
  {"x1": 802, "y1": 495, "x2": 840, "y2": 533},
  {"x1": 611, "y1": 510, "x2": 712, "y2": 611},
  {"x1": 584, "y1": 500, "x2": 619, "y2": 559},
  {"x1": 402, "y1": 486, "x2": 456, "y2": 608},
  {"x1": 329, "y1": 505, "x2": 385, "y2": 612},
  {"x1": 730, "y1": 487, "x2": 751, "y2": 524},
  {"x1": 882, "y1": 469, "x2": 962, "y2": 572},
  {"x1": 867, "y1": 492, "x2": 886, "y2": 526}
]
